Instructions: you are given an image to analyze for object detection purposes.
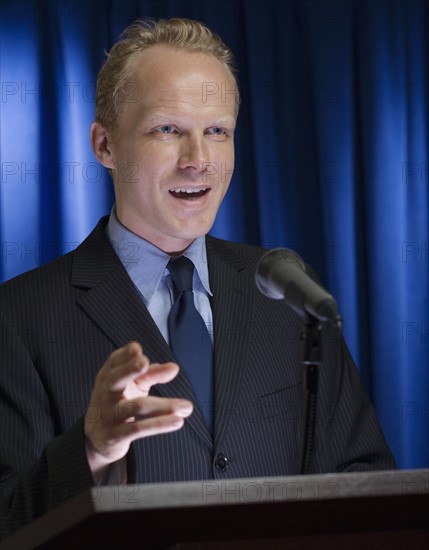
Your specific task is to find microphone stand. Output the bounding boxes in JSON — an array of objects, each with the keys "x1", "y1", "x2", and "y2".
[{"x1": 299, "y1": 317, "x2": 322, "y2": 475}]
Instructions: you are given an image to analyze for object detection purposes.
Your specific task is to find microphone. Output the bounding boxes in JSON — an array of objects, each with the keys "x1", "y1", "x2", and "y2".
[{"x1": 255, "y1": 248, "x2": 341, "y2": 325}]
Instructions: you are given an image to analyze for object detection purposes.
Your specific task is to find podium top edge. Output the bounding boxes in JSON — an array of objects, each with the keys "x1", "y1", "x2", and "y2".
[{"x1": 90, "y1": 468, "x2": 429, "y2": 512}]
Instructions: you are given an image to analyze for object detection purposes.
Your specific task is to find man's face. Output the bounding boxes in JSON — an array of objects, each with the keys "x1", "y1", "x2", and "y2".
[{"x1": 100, "y1": 45, "x2": 237, "y2": 253}]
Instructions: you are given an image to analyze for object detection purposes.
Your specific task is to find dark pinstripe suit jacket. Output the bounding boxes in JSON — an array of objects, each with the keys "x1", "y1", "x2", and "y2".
[{"x1": 0, "y1": 217, "x2": 395, "y2": 537}]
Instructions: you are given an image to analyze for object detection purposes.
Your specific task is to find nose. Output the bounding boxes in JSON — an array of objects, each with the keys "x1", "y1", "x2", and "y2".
[{"x1": 177, "y1": 134, "x2": 210, "y2": 172}]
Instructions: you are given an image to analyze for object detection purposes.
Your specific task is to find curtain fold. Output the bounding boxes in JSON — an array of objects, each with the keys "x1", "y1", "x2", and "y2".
[{"x1": 1, "y1": 0, "x2": 428, "y2": 468}]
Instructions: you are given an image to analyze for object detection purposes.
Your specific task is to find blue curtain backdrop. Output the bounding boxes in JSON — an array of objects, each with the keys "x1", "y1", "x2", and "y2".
[{"x1": 1, "y1": 0, "x2": 428, "y2": 469}]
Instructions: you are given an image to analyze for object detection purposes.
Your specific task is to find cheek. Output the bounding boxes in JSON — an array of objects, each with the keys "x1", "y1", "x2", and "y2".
[
  {"x1": 221, "y1": 149, "x2": 235, "y2": 186},
  {"x1": 220, "y1": 144, "x2": 235, "y2": 169},
  {"x1": 126, "y1": 150, "x2": 170, "y2": 186},
  {"x1": 138, "y1": 146, "x2": 180, "y2": 179}
]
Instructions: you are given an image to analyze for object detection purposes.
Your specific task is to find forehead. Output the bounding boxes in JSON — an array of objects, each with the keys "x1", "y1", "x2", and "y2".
[{"x1": 125, "y1": 45, "x2": 238, "y2": 115}]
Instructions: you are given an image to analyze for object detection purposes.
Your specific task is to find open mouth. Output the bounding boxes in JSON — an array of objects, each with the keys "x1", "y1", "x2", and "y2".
[{"x1": 169, "y1": 187, "x2": 211, "y2": 200}]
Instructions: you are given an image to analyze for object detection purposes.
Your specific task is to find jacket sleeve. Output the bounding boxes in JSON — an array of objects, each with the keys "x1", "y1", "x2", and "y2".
[
  {"x1": 0, "y1": 313, "x2": 94, "y2": 539},
  {"x1": 317, "y1": 330, "x2": 397, "y2": 473}
]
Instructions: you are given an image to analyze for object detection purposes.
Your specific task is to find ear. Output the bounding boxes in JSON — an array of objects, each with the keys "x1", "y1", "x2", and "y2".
[{"x1": 90, "y1": 121, "x2": 116, "y2": 169}]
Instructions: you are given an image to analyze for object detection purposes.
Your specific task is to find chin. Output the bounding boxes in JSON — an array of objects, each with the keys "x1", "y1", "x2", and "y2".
[{"x1": 177, "y1": 219, "x2": 214, "y2": 239}]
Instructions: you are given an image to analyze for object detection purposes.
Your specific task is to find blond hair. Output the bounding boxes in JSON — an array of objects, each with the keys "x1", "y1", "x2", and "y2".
[{"x1": 95, "y1": 17, "x2": 239, "y2": 132}]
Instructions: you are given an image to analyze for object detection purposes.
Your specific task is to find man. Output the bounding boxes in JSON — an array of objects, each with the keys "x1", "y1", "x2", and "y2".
[{"x1": 0, "y1": 18, "x2": 395, "y2": 538}]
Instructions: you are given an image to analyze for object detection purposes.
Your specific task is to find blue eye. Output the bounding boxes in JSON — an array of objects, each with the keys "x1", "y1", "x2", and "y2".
[
  {"x1": 209, "y1": 127, "x2": 224, "y2": 135},
  {"x1": 158, "y1": 125, "x2": 175, "y2": 133}
]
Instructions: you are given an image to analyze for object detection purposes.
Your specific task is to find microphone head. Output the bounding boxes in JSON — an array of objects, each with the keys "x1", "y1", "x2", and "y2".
[
  {"x1": 255, "y1": 248, "x2": 341, "y2": 325},
  {"x1": 255, "y1": 248, "x2": 306, "y2": 300}
]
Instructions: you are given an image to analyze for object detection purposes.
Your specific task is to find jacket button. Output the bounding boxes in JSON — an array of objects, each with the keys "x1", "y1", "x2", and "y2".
[{"x1": 215, "y1": 454, "x2": 229, "y2": 471}]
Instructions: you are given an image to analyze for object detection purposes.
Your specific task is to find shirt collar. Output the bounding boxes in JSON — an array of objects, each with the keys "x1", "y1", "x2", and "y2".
[{"x1": 105, "y1": 206, "x2": 212, "y2": 302}]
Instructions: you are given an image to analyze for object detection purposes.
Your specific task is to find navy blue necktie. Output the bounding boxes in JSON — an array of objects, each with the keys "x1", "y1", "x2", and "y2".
[{"x1": 168, "y1": 256, "x2": 214, "y2": 431}]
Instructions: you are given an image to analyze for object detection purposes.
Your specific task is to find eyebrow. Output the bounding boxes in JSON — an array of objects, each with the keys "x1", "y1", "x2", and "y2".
[
  {"x1": 143, "y1": 113, "x2": 236, "y2": 127},
  {"x1": 144, "y1": 114, "x2": 172, "y2": 124}
]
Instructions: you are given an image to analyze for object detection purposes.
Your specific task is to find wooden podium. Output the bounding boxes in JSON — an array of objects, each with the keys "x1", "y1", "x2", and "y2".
[{"x1": 1, "y1": 469, "x2": 428, "y2": 549}]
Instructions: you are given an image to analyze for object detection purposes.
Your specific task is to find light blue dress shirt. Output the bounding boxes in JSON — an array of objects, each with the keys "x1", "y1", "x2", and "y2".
[{"x1": 105, "y1": 206, "x2": 214, "y2": 345}]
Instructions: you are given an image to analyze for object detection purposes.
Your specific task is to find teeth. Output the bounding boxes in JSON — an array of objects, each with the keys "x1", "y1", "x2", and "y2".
[{"x1": 170, "y1": 188, "x2": 208, "y2": 194}]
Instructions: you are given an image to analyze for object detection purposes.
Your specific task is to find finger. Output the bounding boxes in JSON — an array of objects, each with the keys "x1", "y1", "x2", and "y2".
[
  {"x1": 115, "y1": 396, "x2": 193, "y2": 423},
  {"x1": 85, "y1": 402, "x2": 192, "y2": 461},
  {"x1": 133, "y1": 362, "x2": 180, "y2": 391},
  {"x1": 105, "y1": 352, "x2": 151, "y2": 394},
  {"x1": 119, "y1": 413, "x2": 189, "y2": 441},
  {"x1": 105, "y1": 342, "x2": 143, "y2": 370}
]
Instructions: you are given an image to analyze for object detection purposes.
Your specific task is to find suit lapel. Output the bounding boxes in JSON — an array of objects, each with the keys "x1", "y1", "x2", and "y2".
[
  {"x1": 206, "y1": 236, "x2": 256, "y2": 449},
  {"x1": 71, "y1": 218, "x2": 212, "y2": 448}
]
